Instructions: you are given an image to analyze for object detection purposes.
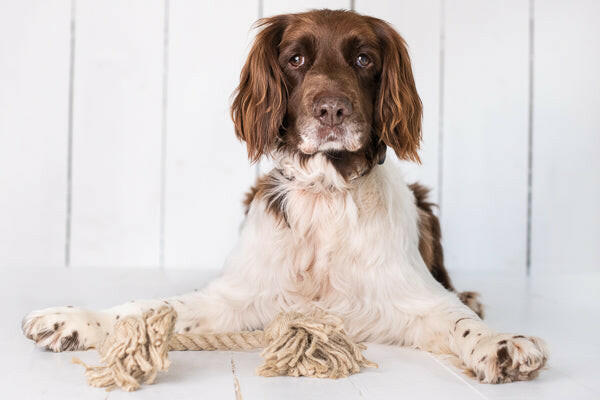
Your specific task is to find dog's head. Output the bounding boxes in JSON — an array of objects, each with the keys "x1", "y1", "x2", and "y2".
[{"x1": 231, "y1": 9, "x2": 422, "y2": 166}]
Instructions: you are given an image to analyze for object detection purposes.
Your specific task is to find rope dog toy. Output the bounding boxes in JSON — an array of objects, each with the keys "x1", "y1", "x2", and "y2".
[{"x1": 72, "y1": 306, "x2": 376, "y2": 392}]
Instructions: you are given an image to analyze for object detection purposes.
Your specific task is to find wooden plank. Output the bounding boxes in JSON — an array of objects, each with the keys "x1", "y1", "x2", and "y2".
[
  {"x1": 70, "y1": 0, "x2": 164, "y2": 267},
  {"x1": 349, "y1": 345, "x2": 483, "y2": 399},
  {"x1": 441, "y1": 0, "x2": 529, "y2": 272},
  {"x1": 163, "y1": 1, "x2": 258, "y2": 269},
  {"x1": 531, "y1": 0, "x2": 600, "y2": 273},
  {"x1": 355, "y1": 0, "x2": 441, "y2": 201},
  {"x1": 0, "y1": 0, "x2": 70, "y2": 267},
  {"x1": 232, "y1": 351, "x2": 364, "y2": 399}
]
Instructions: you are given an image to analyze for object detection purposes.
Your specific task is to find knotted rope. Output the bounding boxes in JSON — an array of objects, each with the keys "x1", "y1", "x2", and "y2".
[{"x1": 73, "y1": 306, "x2": 376, "y2": 392}]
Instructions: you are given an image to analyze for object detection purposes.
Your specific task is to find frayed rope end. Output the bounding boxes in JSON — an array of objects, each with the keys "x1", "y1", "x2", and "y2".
[
  {"x1": 257, "y1": 311, "x2": 377, "y2": 379},
  {"x1": 72, "y1": 306, "x2": 176, "y2": 392}
]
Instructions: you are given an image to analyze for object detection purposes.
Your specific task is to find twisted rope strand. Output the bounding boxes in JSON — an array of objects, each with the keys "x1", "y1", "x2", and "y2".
[{"x1": 168, "y1": 330, "x2": 266, "y2": 351}]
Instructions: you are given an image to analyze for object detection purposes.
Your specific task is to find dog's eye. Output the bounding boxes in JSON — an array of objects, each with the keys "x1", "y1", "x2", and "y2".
[
  {"x1": 289, "y1": 54, "x2": 305, "y2": 68},
  {"x1": 356, "y1": 54, "x2": 371, "y2": 68}
]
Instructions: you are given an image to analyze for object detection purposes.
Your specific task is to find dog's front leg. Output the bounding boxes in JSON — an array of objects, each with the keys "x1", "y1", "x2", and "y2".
[
  {"x1": 22, "y1": 275, "x2": 270, "y2": 352},
  {"x1": 405, "y1": 297, "x2": 548, "y2": 383}
]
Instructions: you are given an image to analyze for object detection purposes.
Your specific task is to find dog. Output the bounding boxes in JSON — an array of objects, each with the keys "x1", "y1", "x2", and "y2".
[{"x1": 22, "y1": 9, "x2": 547, "y2": 383}]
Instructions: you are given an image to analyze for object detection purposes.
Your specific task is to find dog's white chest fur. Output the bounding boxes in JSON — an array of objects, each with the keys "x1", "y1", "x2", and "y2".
[
  {"x1": 269, "y1": 155, "x2": 383, "y2": 303},
  {"x1": 233, "y1": 153, "x2": 436, "y2": 342},
  {"x1": 285, "y1": 179, "x2": 359, "y2": 302}
]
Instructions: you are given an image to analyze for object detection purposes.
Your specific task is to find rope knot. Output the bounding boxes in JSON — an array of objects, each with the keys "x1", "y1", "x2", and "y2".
[
  {"x1": 73, "y1": 306, "x2": 176, "y2": 392},
  {"x1": 258, "y1": 311, "x2": 377, "y2": 379}
]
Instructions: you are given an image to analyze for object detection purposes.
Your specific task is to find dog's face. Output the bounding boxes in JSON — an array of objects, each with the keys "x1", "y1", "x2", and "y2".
[
  {"x1": 232, "y1": 9, "x2": 422, "y2": 165},
  {"x1": 277, "y1": 12, "x2": 379, "y2": 155}
]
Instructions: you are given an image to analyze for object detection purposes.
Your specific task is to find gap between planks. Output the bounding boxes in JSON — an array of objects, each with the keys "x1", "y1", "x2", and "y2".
[{"x1": 231, "y1": 352, "x2": 243, "y2": 400}]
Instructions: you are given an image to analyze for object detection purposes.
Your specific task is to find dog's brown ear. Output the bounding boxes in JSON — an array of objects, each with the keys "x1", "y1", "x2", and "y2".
[
  {"x1": 367, "y1": 17, "x2": 423, "y2": 163},
  {"x1": 231, "y1": 16, "x2": 288, "y2": 163}
]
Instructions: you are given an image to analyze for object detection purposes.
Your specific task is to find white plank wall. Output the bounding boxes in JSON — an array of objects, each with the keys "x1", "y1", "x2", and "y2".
[
  {"x1": 531, "y1": 0, "x2": 600, "y2": 273},
  {"x1": 0, "y1": 0, "x2": 70, "y2": 267},
  {"x1": 70, "y1": 0, "x2": 164, "y2": 267},
  {"x1": 355, "y1": 0, "x2": 441, "y2": 201},
  {"x1": 441, "y1": 0, "x2": 530, "y2": 273},
  {"x1": 163, "y1": 0, "x2": 258, "y2": 269},
  {"x1": 263, "y1": 0, "x2": 350, "y2": 17},
  {"x1": 1, "y1": 0, "x2": 599, "y2": 274}
]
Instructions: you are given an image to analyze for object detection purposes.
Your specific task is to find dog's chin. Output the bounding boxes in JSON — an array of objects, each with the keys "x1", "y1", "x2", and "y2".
[
  {"x1": 297, "y1": 129, "x2": 365, "y2": 155},
  {"x1": 298, "y1": 138, "x2": 361, "y2": 155},
  {"x1": 294, "y1": 117, "x2": 369, "y2": 155}
]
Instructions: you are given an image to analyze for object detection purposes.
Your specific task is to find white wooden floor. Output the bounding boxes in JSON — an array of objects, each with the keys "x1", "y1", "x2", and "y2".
[{"x1": 3, "y1": 267, "x2": 599, "y2": 399}]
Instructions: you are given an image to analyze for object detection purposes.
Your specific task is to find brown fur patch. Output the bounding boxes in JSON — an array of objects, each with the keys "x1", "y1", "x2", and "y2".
[
  {"x1": 411, "y1": 183, "x2": 485, "y2": 318},
  {"x1": 497, "y1": 346, "x2": 510, "y2": 364},
  {"x1": 458, "y1": 291, "x2": 485, "y2": 319},
  {"x1": 243, "y1": 174, "x2": 289, "y2": 226},
  {"x1": 410, "y1": 183, "x2": 454, "y2": 291},
  {"x1": 59, "y1": 330, "x2": 79, "y2": 351},
  {"x1": 323, "y1": 138, "x2": 387, "y2": 181},
  {"x1": 243, "y1": 182, "x2": 261, "y2": 215},
  {"x1": 36, "y1": 329, "x2": 54, "y2": 341}
]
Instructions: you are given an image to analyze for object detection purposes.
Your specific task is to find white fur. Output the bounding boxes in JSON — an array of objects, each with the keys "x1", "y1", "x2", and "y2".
[{"x1": 22, "y1": 151, "x2": 547, "y2": 382}]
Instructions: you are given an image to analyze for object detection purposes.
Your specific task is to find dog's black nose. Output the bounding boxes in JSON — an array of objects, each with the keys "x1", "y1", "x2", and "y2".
[{"x1": 313, "y1": 96, "x2": 353, "y2": 127}]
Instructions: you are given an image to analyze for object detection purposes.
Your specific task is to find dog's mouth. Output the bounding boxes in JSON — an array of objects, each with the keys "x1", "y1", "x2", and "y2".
[
  {"x1": 296, "y1": 118, "x2": 367, "y2": 155},
  {"x1": 317, "y1": 126, "x2": 345, "y2": 142}
]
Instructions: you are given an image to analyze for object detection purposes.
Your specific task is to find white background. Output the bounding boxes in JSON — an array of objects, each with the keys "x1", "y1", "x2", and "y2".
[{"x1": 1, "y1": 0, "x2": 598, "y2": 274}]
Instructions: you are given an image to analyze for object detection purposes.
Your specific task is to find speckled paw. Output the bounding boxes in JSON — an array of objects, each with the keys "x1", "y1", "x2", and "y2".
[
  {"x1": 22, "y1": 306, "x2": 108, "y2": 352},
  {"x1": 470, "y1": 333, "x2": 548, "y2": 383}
]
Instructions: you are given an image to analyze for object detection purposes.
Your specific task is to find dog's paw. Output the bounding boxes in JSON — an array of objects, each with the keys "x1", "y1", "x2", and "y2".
[
  {"x1": 470, "y1": 333, "x2": 548, "y2": 383},
  {"x1": 22, "y1": 306, "x2": 110, "y2": 352}
]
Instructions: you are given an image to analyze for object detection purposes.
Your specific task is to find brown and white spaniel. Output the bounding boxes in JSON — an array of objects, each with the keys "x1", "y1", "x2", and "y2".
[{"x1": 23, "y1": 9, "x2": 547, "y2": 384}]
